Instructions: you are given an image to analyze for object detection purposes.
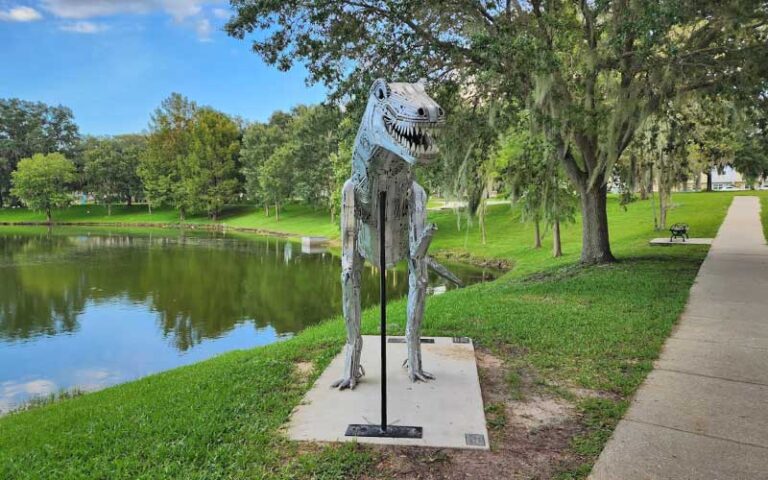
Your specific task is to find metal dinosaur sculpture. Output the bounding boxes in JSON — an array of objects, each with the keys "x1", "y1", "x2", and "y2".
[{"x1": 333, "y1": 79, "x2": 462, "y2": 390}]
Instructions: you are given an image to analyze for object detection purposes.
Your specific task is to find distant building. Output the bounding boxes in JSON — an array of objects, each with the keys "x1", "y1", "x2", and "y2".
[{"x1": 709, "y1": 166, "x2": 746, "y2": 190}]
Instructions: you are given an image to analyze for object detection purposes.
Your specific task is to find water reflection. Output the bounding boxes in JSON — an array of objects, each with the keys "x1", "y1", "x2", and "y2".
[{"x1": 0, "y1": 228, "x2": 496, "y2": 412}]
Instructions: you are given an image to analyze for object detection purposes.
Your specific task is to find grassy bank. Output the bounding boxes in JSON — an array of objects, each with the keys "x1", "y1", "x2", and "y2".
[
  {"x1": 0, "y1": 204, "x2": 340, "y2": 240},
  {"x1": 0, "y1": 192, "x2": 765, "y2": 479}
]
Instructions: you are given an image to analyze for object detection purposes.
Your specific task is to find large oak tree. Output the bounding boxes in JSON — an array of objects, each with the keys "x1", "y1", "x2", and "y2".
[{"x1": 226, "y1": 0, "x2": 767, "y2": 263}]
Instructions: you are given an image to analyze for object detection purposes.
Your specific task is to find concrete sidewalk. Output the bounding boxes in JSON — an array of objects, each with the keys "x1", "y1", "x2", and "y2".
[{"x1": 591, "y1": 196, "x2": 768, "y2": 480}]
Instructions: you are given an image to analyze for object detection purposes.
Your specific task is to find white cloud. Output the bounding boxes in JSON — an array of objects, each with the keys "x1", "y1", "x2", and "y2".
[
  {"x1": 41, "y1": 0, "x2": 225, "y2": 40},
  {"x1": 211, "y1": 7, "x2": 228, "y2": 19},
  {"x1": 195, "y1": 17, "x2": 211, "y2": 41},
  {"x1": 41, "y1": 0, "x2": 218, "y2": 21},
  {"x1": 59, "y1": 20, "x2": 108, "y2": 34},
  {"x1": 0, "y1": 6, "x2": 43, "y2": 21}
]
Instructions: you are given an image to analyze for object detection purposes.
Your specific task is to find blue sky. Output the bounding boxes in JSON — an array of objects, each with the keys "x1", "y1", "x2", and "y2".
[{"x1": 0, "y1": 1, "x2": 327, "y2": 135}]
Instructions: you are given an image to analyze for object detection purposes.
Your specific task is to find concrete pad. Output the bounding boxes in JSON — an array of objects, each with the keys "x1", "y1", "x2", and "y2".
[
  {"x1": 657, "y1": 337, "x2": 768, "y2": 385},
  {"x1": 625, "y1": 370, "x2": 768, "y2": 448},
  {"x1": 649, "y1": 238, "x2": 713, "y2": 246},
  {"x1": 589, "y1": 420, "x2": 768, "y2": 480},
  {"x1": 674, "y1": 314, "x2": 768, "y2": 350},
  {"x1": 286, "y1": 336, "x2": 489, "y2": 450}
]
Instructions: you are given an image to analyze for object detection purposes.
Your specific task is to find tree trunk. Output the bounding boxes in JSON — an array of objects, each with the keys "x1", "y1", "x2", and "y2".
[
  {"x1": 0, "y1": 190, "x2": 4, "y2": 208},
  {"x1": 275, "y1": 203, "x2": 280, "y2": 222},
  {"x1": 706, "y1": 171, "x2": 713, "y2": 192},
  {"x1": 265, "y1": 204, "x2": 269, "y2": 217},
  {"x1": 553, "y1": 219, "x2": 562, "y2": 257},
  {"x1": 127, "y1": 196, "x2": 132, "y2": 207},
  {"x1": 46, "y1": 208, "x2": 52, "y2": 225},
  {"x1": 107, "y1": 203, "x2": 112, "y2": 216},
  {"x1": 211, "y1": 211, "x2": 218, "y2": 222},
  {"x1": 534, "y1": 218, "x2": 542, "y2": 248},
  {"x1": 479, "y1": 199, "x2": 487, "y2": 245},
  {"x1": 578, "y1": 185, "x2": 615, "y2": 264},
  {"x1": 148, "y1": 202, "x2": 152, "y2": 214},
  {"x1": 646, "y1": 166, "x2": 654, "y2": 197},
  {"x1": 639, "y1": 178, "x2": 648, "y2": 201},
  {"x1": 659, "y1": 186, "x2": 669, "y2": 230},
  {"x1": 179, "y1": 207, "x2": 185, "y2": 223},
  {"x1": 561, "y1": 148, "x2": 615, "y2": 264}
]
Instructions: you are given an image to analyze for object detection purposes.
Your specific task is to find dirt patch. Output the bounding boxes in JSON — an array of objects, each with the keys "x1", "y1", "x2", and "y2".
[
  {"x1": 508, "y1": 396, "x2": 575, "y2": 431},
  {"x1": 359, "y1": 348, "x2": 587, "y2": 479},
  {"x1": 295, "y1": 361, "x2": 314, "y2": 380}
]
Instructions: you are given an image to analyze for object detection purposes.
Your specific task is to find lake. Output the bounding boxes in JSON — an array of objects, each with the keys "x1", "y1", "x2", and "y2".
[{"x1": 0, "y1": 227, "x2": 495, "y2": 413}]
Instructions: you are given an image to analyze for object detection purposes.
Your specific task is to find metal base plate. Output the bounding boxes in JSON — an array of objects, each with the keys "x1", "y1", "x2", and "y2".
[{"x1": 346, "y1": 424, "x2": 423, "y2": 439}]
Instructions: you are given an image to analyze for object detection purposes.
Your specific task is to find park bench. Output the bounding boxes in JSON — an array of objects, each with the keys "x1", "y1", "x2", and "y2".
[{"x1": 669, "y1": 223, "x2": 689, "y2": 242}]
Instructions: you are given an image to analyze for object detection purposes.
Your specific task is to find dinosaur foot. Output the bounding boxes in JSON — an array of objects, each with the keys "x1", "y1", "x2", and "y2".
[
  {"x1": 331, "y1": 377, "x2": 357, "y2": 390},
  {"x1": 409, "y1": 369, "x2": 435, "y2": 383},
  {"x1": 403, "y1": 359, "x2": 435, "y2": 382},
  {"x1": 331, "y1": 365, "x2": 364, "y2": 390}
]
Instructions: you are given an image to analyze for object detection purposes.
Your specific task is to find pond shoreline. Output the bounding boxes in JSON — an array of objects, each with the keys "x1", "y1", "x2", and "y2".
[
  {"x1": 0, "y1": 220, "x2": 304, "y2": 240},
  {"x1": 0, "y1": 220, "x2": 513, "y2": 270}
]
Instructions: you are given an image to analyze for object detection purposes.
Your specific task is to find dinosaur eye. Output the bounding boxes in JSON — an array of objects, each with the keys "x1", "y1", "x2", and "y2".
[
  {"x1": 438, "y1": 107, "x2": 444, "y2": 116},
  {"x1": 377, "y1": 89, "x2": 385, "y2": 100},
  {"x1": 417, "y1": 108, "x2": 425, "y2": 116}
]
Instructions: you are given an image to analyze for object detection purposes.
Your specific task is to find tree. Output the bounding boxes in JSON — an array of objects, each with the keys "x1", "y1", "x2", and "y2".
[
  {"x1": 11, "y1": 153, "x2": 76, "y2": 223},
  {"x1": 0, "y1": 99, "x2": 80, "y2": 207},
  {"x1": 83, "y1": 135, "x2": 146, "y2": 215},
  {"x1": 241, "y1": 111, "x2": 294, "y2": 216},
  {"x1": 258, "y1": 142, "x2": 296, "y2": 221},
  {"x1": 499, "y1": 118, "x2": 577, "y2": 255},
  {"x1": 291, "y1": 104, "x2": 343, "y2": 213},
  {"x1": 503, "y1": 130, "x2": 547, "y2": 249},
  {"x1": 431, "y1": 89, "x2": 512, "y2": 243},
  {"x1": 685, "y1": 99, "x2": 740, "y2": 192},
  {"x1": 226, "y1": 0, "x2": 768, "y2": 264},
  {"x1": 544, "y1": 172, "x2": 578, "y2": 258},
  {"x1": 184, "y1": 108, "x2": 242, "y2": 221},
  {"x1": 138, "y1": 93, "x2": 197, "y2": 218}
]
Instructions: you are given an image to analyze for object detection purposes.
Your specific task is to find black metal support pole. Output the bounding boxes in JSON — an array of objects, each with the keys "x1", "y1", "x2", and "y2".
[
  {"x1": 343, "y1": 190, "x2": 422, "y2": 440},
  {"x1": 379, "y1": 190, "x2": 387, "y2": 432}
]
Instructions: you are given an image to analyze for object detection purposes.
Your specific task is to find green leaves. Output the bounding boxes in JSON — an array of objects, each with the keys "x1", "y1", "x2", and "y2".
[
  {"x1": 185, "y1": 108, "x2": 242, "y2": 220},
  {"x1": 84, "y1": 135, "x2": 146, "y2": 213},
  {"x1": 139, "y1": 94, "x2": 242, "y2": 220},
  {"x1": 0, "y1": 98, "x2": 80, "y2": 206},
  {"x1": 240, "y1": 104, "x2": 343, "y2": 218},
  {"x1": 10, "y1": 153, "x2": 76, "y2": 221}
]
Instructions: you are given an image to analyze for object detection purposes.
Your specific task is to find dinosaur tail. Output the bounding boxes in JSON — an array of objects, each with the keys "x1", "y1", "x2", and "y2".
[{"x1": 426, "y1": 255, "x2": 464, "y2": 287}]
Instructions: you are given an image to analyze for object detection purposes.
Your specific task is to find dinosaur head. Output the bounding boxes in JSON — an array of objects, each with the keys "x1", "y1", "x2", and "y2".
[{"x1": 367, "y1": 78, "x2": 444, "y2": 165}]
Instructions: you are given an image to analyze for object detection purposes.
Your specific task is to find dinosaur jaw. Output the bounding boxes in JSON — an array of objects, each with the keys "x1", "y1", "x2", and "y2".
[{"x1": 384, "y1": 118, "x2": 441, "y2": 162}]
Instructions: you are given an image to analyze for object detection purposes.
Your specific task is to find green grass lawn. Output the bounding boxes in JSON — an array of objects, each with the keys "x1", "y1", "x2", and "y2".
[{"x1": 0, "y1": 191, "x2": 766, "y2": 479}]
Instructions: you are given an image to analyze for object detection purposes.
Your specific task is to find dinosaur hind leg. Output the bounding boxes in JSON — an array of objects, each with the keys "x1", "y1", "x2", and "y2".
[
  {"x1": 332, "y1": 179, "x2": 365, "y2": 390},
  {"x1": 405, "y1": 181, "x2": 434, "y2": 382}
]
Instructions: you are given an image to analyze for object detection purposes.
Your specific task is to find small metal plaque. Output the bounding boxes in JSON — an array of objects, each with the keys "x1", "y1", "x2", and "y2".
[
  {"x1": 465, "y1": 433, "x2": 486, "y2": 447},
  {"x1": 387, "y1": 338, "x2": 435, "y2": 344},
  {"x1": 453, "y1": 337, "x2": 471, "y2": 344},
  {"x1": 346, "y1": 424, "x2": 423, "y2": 439}
]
